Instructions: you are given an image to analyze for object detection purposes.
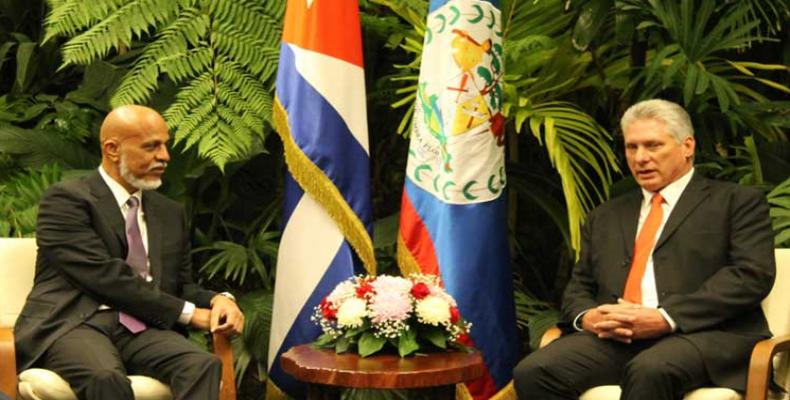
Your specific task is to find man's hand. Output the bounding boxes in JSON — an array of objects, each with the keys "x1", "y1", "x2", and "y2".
[
  {"x1": 582, "y1": 305, "x2": 635, "y2": 343},
  {"x1": 190, "y1": 308, "x2": 211, "y2": 331},
  {"x1": 583, "y1": 300, "x2": 672, "y2": 343},
  {"x1": 209, "y1": 294, "x2": 245, "y2": 336}
]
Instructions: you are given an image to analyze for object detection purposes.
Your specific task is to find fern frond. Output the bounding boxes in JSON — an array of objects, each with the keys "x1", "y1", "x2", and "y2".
[
  {"x1": 171, "y1": 95, "x2": 215, "y2": 146},
  {"x1": 210, "y1": 0, "x2": 283, "y2": 46},
  {"x1": 215, "y1": 60, "x2": 273, "y2": 115},
  {"x1": 47, "y1": 0, "x2": 283, "y2": 169},
  {"x1": 216, "y1": 82, "x2": 268, "y2": 127},
  {"x1": 159, "y1": 47, "x2": 213, "y2": 83},
  {"x1": 44, "y1": 0, "x2": 127, "y2": 42},
  {"x1": 60, "y1": 0, "x2": 187, "y2": 66},
  {"x1": 163, "y1": 72, "x2": 214, "y2": 127},
  {"x1": 111, "y1": 8, "x2": 209, "y2": 106},
  {"x1": 214, "y1": 26, "x2": 280, "y2": 80}
]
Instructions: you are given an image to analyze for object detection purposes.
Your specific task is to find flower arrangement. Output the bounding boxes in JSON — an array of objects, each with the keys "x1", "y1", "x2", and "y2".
[{"x1": 312, "y1": 273, "x2": 472, "y2": 357}]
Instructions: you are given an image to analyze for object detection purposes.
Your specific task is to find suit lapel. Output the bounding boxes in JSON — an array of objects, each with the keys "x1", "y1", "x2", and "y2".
[
  {"x1": 143, "y1": 191, "x2": 164, "y2": 287},
  {"x1": 619, "y1": 191, "x2": 643, "y2": 263},
  {"x1": 88, "y1": 172, "x2": 127, "y2": 252},
  {"x1": 655, "y1": 173, "x2": 709, "y2": 250}
]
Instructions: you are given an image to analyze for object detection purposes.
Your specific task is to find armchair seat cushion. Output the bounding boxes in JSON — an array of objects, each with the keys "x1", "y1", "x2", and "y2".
[
  {"x1": 580, "y1": 386, "x2": 741, "y2": 400},
  {"x1": 18, "y1": 368, "x2": 172, "y2": 400}
]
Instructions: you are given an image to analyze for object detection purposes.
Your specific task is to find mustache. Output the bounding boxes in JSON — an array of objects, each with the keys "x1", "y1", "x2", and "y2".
[{"x1": 146, "y1": 162, "x2": 168, "y2": 172}]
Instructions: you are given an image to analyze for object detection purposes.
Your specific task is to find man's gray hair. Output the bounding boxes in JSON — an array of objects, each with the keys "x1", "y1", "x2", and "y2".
[{"x1": 620, "y1": 99, "x2": 694, "y2": 143}]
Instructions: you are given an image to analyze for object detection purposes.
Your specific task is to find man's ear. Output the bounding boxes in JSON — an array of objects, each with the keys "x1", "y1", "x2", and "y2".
[
  {"x1": 683, "y1": 136, "x2": 696, "y2": 159},
  {"x1": 104, "y1": 139, "x2": 121, "y2": 162}
]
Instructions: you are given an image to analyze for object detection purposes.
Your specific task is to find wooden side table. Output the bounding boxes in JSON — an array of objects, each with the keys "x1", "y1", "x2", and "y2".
[{"x1": 280, "y1": 344, "x2": 484, "y2": 399}]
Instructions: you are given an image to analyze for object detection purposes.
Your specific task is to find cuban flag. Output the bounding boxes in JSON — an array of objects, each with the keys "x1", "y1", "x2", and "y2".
[
  {"x1": 397, "y1": 0, "x2": 519, "y2": 398},
  {"x1": 267, "y1": 0, "x2": 375, "y2": 398}
]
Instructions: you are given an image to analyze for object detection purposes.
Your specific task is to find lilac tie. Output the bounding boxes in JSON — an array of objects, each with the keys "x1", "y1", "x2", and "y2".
[{"x1": 119, "y1": 196, "x2": 147, "y2": 334}]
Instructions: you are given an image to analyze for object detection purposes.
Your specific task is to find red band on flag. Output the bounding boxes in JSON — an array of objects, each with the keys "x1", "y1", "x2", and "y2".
[
  {"x1": 282, "y1": 0, "x2": 364, "y2": 67},
  {"x1": 399, "y1": 191, "x2": 440, "y2": 276}
]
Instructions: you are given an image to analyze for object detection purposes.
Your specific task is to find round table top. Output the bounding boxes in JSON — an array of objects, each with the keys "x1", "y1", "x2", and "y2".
[{"x1": 280, "y1": 344, "x2": 484, "y2": 389}]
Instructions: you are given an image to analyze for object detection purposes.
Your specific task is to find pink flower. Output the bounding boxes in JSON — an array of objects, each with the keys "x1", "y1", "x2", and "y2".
[{"x1": 369, "y1": 290, "x2": 411, "y2": 323}]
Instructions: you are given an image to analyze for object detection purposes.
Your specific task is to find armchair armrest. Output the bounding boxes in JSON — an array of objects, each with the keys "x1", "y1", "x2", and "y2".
[
  {"x1": 0, "y1": 327, "x2": 17, "y2": 398},
  {"x1": 539, "y1": 326, "x2": 563, "y2": 349},
  {"x1": 213, "y1": 332, "x2": 236, "y2": 400},
  {"x1": 745, "y1": 333, "x2": 790, "y2": 400}
]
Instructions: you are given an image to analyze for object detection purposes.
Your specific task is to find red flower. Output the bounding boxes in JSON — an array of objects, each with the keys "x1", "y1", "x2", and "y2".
[
  {"x1": 410, "y1": 282, "x2": 431, "y2": 299},
  {"x1": 356, "y1": 282, "x2": 375, "y2": 298},
  {"x1": 320, "y1": 297, "x2": 336, "y2": 320},
  {"x1": 449, "y1": 306, "x2": 460, "y2": 324},
  {"x1": 456, "y1": 333, "x2": 472, "y2": 345}
]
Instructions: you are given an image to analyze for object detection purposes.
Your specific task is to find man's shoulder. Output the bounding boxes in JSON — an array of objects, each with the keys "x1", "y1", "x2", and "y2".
[
  {"x1": 143, "y1": 190, "x2": 185, "y2": 212},
  {"x1": 43, "y1": 172, "x2": 98, "y2": 199}
]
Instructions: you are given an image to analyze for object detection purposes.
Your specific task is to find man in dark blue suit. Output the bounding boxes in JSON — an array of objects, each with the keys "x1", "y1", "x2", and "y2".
[{"x1": 514, "y1": 99, "x2": 775, "y2": 399}]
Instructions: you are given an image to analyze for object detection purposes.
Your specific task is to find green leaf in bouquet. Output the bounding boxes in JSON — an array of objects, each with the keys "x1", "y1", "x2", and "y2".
[
  {"x1": 336, "y1": 336, "x2": 352, "y2": 353},
  {"x1": 313, "y1": 333, "x2": 336, "y2": 348},
  {"x1": 344, "y1": 322, "x2": 369, "y2": 339},
  {"x1": 358, "y1": 332, "x2": 387, "y2": 357},
  {"x1": 421, "y1": 327, "x2": 447, "y2": 349},
  {"x1": 398, "y1": 329, "x2": 419, "y2": 357}
]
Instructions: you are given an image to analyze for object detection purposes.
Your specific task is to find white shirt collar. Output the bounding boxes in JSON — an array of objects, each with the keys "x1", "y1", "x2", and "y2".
[
  {"x1": 640, "y1": 167, "x2": 695, "y2": 207},
  {"x1": 98, "y1": 166, "x2": 142, "y2": 208}
]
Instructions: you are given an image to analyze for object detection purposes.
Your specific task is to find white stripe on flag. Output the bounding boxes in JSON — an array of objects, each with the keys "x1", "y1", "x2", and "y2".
[
  {"x1": 289, "y1": 44, "x2": 369, "y2": 154},
  {"x1": 267, "y1": 192, "x2": 344, "y2": 369}
]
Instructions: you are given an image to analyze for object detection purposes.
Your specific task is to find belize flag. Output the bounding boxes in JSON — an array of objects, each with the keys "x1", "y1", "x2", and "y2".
[
  {"x1": 267, "y1": 0, "x2": 375, "y2": 399},
  {"x1": 397, "y1": 0, "x2": 519, "y2": 398}
]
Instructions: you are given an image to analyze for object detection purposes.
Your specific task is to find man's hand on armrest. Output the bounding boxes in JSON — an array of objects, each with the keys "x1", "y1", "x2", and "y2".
[
  {"x1": 189, "y1": 308, "x2": 211, "y2": 331},
  {"x1": 209, "y1": 294, "x2": 244, "y2": 336}
]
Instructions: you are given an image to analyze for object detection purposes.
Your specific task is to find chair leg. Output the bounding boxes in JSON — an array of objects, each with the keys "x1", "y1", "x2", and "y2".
[
  {"x1": 0, "y1": 328, "x2": 17, "y2": 399},
  {"x1": 213, "y1": 332, "x2": 236, "y2": 400}
]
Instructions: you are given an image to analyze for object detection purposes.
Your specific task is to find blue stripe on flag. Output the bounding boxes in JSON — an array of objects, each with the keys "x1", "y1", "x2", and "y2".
[
  {"x1": 404, "y1": 178, "x2": 519, "y2": 388},
  {"x1": 267, "y1": 236, "x2": 357, "y2": 398},
  {"x1": 275, "y1": 44, "x2": 373, "y2": 233}
]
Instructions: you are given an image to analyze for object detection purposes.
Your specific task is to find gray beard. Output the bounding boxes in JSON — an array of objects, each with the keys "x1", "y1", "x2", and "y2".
[{"x1": 119, "y1": 155, "x2": 164, "y2": 191}]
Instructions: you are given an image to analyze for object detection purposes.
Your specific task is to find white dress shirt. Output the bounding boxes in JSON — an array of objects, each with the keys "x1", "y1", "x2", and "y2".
[{"x1": 98, "y1": 166, "x2": 195, "y2": 324}]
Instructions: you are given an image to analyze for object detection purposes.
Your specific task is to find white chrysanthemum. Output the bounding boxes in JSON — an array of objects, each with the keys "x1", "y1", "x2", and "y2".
[
  {"x1": 336, "y1": 297, "x2": 367, "y2": 328},
  {"x1": 415, "y1": 295, "x2": 451, "y2": 326},
  {"x1": 327, "y1": 280, "x2": 356, "y2": 307}
]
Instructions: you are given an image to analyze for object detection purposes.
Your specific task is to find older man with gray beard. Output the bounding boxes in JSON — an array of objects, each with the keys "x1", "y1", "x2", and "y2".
[{"x1": 14, "y1": 105, "x2": 244, "y2": 400}]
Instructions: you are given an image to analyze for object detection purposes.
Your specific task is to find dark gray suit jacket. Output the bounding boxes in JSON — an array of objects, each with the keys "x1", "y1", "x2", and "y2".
[
  {"x1": 14, "y1": 171, "x2": 216, "y2": 371},
  {"x1": 562, "y1": 172, "x2": 776, "y2": 390}
]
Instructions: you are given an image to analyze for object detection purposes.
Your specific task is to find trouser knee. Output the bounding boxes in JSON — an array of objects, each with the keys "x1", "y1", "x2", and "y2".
[
  {"x1": 621, "y1": 357, "x2": 683, "y2": 399},
  {"x1": 82, "y1": 369, "x2": 133, "y2": 400},
  {"x1": 513, "y1": 354, "x2": 572, "y2": 399}
]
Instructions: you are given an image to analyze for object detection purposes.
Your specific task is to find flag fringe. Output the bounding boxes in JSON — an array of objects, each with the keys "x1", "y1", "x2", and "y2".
[
  {"x1": 397, "y1": 232, "x2": 422, "y2": 276},
  {"x1": 272, "y1": 97, "x2": 377, "y2": 275},
  {"x1": 455, "y1": 382, "x2": 517, "y2": 400},
  {"x1": 265, "y1": 379, "x2": 290, "y2": 400}
]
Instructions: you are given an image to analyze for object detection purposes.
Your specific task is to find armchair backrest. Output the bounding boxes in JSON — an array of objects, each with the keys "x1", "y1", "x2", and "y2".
[
  {"x1": 0, "y1": 238, "x2": 37, "y2": 329},
  {"x1": 762, "y1": 248, "x2": 790, "y2": 337}
]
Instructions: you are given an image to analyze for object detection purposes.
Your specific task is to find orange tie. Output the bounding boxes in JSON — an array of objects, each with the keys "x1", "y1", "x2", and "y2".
[{"x1": 623, "y1": 193, "x2": 664, "y2": 303}]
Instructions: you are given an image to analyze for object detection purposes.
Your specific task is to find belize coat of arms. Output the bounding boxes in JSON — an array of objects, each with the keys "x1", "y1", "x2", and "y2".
[{"x1": 408, "y1": 0, "x2": 505, "y2": 205}]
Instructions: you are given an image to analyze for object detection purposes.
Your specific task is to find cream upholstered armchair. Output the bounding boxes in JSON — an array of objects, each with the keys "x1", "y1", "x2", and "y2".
[
  {"x1": 539, "y1": 248, "x2": 790, "y2": 400},
  {"x1": 0, "y1": 238, "x2": 237, "y2": 400}
]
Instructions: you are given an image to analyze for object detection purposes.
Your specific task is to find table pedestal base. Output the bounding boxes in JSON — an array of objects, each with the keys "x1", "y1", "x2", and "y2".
[{"x1": 307, "y1": 385, "x2": 456, "y2": 400}]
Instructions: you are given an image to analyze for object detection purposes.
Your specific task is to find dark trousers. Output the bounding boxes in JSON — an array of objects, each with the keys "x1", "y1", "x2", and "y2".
[
  {"x1": 513, "y1": 332, "x2": 711, "y2": 400},
  {"x1": 40, "y1": 311, "x2": 221, "y2": 400}
]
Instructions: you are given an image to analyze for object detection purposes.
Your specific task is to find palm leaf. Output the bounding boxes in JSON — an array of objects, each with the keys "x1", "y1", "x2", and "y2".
[{"x1": 514, "y1": 102, "x2": 620, "y2": 253}]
